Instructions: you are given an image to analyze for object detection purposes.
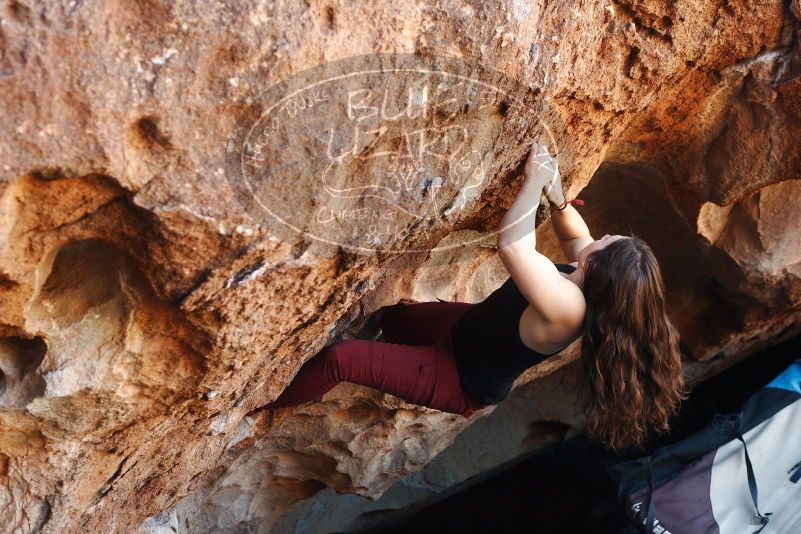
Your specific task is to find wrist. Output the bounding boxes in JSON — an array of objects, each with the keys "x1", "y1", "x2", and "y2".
[
  {"x1": 548, "y1": 194, "x2": 567, "y2": 209},
  {"x1": 551, "y1": 197, "x2": 584, "y2": 210}
]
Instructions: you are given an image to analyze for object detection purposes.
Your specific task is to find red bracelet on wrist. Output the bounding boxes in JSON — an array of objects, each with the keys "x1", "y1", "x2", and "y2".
[{"x1": 554, "y1": 198, "x2": 585, "y2": 210}]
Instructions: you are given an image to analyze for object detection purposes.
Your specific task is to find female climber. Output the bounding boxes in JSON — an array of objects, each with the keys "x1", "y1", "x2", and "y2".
[{"x1": 250, "y1": 142, "x2": 687, "y2": 452}]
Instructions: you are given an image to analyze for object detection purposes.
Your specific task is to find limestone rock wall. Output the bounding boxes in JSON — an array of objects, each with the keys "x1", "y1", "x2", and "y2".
[{"x1": 1, "y1": 1, "x2": 800, "y2": 533}]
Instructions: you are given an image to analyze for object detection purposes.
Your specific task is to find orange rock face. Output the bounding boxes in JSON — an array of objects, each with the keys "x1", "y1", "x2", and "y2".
[{"x1": 1, "y1": 1, "x2": 800, "y2": 532}]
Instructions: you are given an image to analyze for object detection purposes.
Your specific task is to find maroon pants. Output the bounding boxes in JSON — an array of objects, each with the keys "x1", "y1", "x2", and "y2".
[{"x1": 262, "y1": 301, "x2": 488, "y2": 417}]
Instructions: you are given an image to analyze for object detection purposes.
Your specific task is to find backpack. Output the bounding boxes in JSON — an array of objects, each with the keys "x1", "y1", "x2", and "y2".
[{"x1": 608, "y1": 358, "x2": 801, "y2": 534}]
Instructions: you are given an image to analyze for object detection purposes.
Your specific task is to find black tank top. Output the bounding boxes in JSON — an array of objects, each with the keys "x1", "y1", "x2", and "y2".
[{"x1": 451, "y1": 263, "x2": 578, "y2": 405}]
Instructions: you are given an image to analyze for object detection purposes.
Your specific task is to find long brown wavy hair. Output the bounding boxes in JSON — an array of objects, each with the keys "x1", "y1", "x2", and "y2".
[{"x1": 578, "y1": 234, "x2": 688, "y2": 452}]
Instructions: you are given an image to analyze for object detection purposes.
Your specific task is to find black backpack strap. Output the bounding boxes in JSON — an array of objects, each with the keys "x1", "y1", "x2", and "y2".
[
  {"x1": 734, "y1": 431, "x2": 773, "y2": 533},
  {"x1": 644, "y1": 458, "x2": 656, "y2": 532},
  {"x1": 634, "y1": 458, "x2": 656, "y2": 532}
]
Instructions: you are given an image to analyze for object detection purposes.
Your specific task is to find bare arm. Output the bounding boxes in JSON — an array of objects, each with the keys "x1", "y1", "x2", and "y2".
[
  {"x1": 549, "y1": 203, "x2": 594, "y2": 262},
  {"x1": 495, "y1": 173, "x2": 543, "y2": 251},
  {"x1": 496, "y1": 142, "x2": 559, "y2": 251},
  {"x1": 496, "y1": 144, "x2": 584, "y2": 324}
]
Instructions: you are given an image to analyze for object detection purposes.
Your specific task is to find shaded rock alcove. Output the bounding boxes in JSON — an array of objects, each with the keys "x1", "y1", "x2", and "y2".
[{"x1": 0, "y1": 335, "x2": 46, "y2": 409}]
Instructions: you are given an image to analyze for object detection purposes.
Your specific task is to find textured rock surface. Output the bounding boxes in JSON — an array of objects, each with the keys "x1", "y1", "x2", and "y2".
[{"x1": 1, "y1": 1, "x2": 800, "y2": 533}]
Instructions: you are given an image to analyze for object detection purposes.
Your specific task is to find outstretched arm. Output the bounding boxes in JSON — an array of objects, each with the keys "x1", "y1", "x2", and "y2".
[
  {"x1": 496, "y1": 144, "x2": 584, "y2": 324},
  {"x1": 496, "y1": 142, "x2": 558, "y2": 250},
  {"x1": 550, "y1": 204, "x2": 594, "y2": 263}
]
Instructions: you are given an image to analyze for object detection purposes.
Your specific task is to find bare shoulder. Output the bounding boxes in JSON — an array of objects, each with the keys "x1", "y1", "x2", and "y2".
[
  {"x1": 519, "y1": 272, "x2": 585, "y2": 353},
  {"x1": 496, "y1": 249, "x2": 586, "y2": 352}
]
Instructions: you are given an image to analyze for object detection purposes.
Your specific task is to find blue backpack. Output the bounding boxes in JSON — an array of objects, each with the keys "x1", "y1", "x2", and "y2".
[{"x1": 609, "y1": 359, "x2": 801, "y2": 533}]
